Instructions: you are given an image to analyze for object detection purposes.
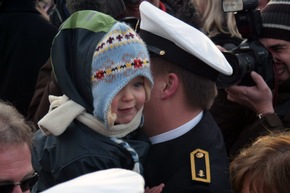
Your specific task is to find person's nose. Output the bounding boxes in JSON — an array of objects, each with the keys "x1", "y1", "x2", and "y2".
[
  {"x1": 268, "y1": 50, "x2": 278, "y2": 60},
  {"x1": 121, "y1": 88, "x2": 134, "y2": 101}
]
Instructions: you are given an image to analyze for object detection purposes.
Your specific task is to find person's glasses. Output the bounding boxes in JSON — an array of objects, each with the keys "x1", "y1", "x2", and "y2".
[{"x1": 0, "y1": 172, "x2": 38, "y2": 193}]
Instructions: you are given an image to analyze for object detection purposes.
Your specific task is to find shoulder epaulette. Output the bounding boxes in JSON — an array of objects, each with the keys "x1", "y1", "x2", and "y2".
[{"x1": 190, "y1": 148, "x2": 211, "y2": 183}]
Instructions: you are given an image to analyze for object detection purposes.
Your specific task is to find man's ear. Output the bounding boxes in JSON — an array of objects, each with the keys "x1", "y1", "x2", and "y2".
[{"x1": 161, "y1": 73, "x2": 179, "y2": 99}]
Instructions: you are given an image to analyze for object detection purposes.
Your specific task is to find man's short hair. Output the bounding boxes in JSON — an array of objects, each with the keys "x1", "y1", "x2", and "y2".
[
  {"x1": 151, "y1": 57, "x2": 217, "y2": 110},
  {"x1": 0, "y1": 100, "x2": 34, "y2": 150}
]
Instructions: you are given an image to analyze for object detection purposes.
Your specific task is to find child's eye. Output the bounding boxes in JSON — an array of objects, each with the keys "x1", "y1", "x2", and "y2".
[{"x1": 134, "y1": 81, "x2": 144, "y2": 88}]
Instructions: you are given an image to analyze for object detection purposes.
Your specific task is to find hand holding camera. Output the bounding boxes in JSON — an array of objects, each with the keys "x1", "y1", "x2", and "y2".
[{"x1": 225, "y1": 71, "x2": 274, "y2": 114}]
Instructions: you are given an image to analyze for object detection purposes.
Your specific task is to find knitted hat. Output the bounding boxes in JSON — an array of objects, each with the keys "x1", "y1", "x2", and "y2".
[
  {"x1": 91, "y1": 21, "x2": 153, "y2": 129},
  {"x1": 260, "y1": 0, "x2": 290, "y2": 42}
]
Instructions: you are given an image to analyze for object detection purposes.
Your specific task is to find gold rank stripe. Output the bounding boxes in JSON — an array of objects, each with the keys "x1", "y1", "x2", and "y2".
[{"x1": 190, "y1": 148, "x2": 211, "y2": 183}]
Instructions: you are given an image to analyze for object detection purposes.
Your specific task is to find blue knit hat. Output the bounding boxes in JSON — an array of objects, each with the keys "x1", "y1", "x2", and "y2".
[{"x1": 91, "y1": 22, "x2": 153, "y2": 129}]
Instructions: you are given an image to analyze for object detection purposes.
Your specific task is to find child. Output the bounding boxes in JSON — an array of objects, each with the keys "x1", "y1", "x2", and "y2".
[{"x1": 32, "y1": 10, "x2": 153, "y2": 192}]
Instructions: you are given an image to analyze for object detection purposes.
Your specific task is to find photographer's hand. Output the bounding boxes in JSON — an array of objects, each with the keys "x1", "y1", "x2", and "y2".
[{"x1": 225, "y1": 71, "x2": 274, "y2": 115}]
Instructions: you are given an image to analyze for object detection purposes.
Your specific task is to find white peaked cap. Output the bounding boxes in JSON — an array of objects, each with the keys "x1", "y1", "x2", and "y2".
[
  {"x1": 139, "y1": 1, "x2": 233, "y2": 80},
  {"x1": 41, "y1": 169, "x2": 145, "y2": 193}
]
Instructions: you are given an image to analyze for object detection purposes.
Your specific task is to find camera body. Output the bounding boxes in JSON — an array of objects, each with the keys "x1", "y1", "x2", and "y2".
[{"x1": 216, "y1": 0, "x2": 275, "y2": 89}]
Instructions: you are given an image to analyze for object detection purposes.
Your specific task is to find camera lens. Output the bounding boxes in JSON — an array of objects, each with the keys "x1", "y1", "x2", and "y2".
[
  {"x1": 216, "y1": 52, "x2": 255, "y2": 88},
  {"x1": 216, "y1": 40, "x2": 275, "y2": 89}
]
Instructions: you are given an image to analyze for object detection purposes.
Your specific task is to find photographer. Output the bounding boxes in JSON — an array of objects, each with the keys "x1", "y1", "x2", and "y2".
[{"x1": 211, "y1": 0, "x2": 290, "y2": 159}]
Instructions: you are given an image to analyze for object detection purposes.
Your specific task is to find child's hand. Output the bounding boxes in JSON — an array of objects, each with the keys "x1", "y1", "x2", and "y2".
[{"x1": 145, "y1": 183, "x2": 165, "y2": 193}]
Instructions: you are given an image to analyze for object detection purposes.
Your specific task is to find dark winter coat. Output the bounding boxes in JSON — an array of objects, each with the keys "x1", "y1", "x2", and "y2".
[{"x1": 0, "y1": 0, "x2": 58, "y2": 116}]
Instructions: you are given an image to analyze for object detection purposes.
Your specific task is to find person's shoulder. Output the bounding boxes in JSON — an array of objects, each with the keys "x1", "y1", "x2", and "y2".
[
  {"x1": 33, "y1": 129, "x2": 55, "y2": 154},
  {"x1": 190, "y1": 148, "x2": 211, "y2": 184}
]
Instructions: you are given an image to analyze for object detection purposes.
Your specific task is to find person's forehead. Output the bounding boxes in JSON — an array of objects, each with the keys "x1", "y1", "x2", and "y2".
[
  {"x1": 260, "y1": 38, "x2": 290, "y2": 47},
  {"x1": 0, "y1": 143, "x2": 33, "y2": 181}
]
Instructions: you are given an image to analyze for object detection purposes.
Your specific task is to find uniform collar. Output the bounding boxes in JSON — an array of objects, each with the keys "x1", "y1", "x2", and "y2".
[{"x1": 149, "y1": 111, "x2": 203, "y2": 144}]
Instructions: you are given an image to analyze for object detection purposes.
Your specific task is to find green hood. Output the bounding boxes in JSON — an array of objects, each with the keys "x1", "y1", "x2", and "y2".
[{"x1": 51, "y1": 10, "x2": 116, "y2": 113}]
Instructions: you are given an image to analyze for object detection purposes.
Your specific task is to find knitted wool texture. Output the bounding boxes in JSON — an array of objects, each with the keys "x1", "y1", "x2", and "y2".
[
  {"x1": 91, "y1": 22, "x2": 153, "y2": 129},
  {"x1": 261, "y1": 0, "x2": 290, "y2": 42}
]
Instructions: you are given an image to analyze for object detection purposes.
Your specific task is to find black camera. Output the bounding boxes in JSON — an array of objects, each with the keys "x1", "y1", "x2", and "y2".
[{"x1": 216, "y1": 0, "x2": 276, "y2": 89}]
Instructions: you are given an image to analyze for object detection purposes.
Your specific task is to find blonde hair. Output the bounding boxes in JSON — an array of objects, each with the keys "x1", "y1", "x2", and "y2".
[
  {"x1": 192, "y1": 0, "x2": 242, "y2": 39},
  {"x1": 230, "y1": 131, "x2": 290, "y2": 193}
]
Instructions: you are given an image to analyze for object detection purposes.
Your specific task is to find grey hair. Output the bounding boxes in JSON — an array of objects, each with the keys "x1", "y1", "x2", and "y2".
[{"x1": 0, "y1": 100, "x2": 34, "y2": 151}]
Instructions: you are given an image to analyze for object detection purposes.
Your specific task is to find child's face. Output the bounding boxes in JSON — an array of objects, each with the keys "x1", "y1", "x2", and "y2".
[{"x1": 111, "y1": 76, "x2": 146, "y2": 124}]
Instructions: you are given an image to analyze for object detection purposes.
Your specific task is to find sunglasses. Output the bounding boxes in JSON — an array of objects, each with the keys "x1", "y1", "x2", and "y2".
[{"x1": 0, "y1": 172, "x2": 38, "y2": 193}]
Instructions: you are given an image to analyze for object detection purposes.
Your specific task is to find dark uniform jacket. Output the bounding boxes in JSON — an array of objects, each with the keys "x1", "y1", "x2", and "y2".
[{"x1": 144, "y1": 111, "x2": 232, "y2": 193}]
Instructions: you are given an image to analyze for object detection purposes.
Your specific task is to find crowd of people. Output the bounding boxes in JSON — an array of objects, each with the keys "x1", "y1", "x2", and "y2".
[{"x1": 1, "y1": 0, "x2": 290, "y2": 193}]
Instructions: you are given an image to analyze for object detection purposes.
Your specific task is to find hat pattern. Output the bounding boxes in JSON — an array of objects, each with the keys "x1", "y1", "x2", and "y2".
[
  {"x1": 92, "y1": 59, "x2": 149, "y2": 82},
  {"x1": 261, "y1": 0, "x2": 290, "y2": 42},
  {"x1": 91, "y1": 22, "x2": 153, "y2": 129}
]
